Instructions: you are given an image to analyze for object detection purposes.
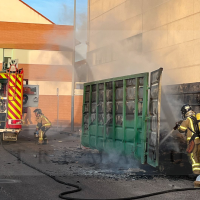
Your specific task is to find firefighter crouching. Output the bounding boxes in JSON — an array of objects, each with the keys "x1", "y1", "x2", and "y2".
[
  {"x1": 33, "y1": 109, "x2": 51, "y2": 145},
  {"x1": 174, "y1": 104, "x2": 200, "y2": 187}
]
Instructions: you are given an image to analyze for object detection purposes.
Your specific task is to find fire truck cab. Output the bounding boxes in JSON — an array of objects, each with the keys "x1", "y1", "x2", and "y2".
[{"x1": 0, "y1": 59, "x2": 39, "y2": 141}]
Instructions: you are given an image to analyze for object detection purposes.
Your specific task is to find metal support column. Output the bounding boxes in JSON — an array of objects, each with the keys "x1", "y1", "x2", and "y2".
[{"x1": 71, "y1": 0, "x2": 76, "y2": 132}]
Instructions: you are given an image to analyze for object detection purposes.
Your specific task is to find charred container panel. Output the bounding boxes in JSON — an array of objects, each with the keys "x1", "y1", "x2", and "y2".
[
  {"x1": 81, "y1": 72, "x2": 149, "y2": 164},
  {"x1": 159, "y1": 82, "x2": 200, "y2": 175},
  {"x1": 81, "y1": 69, "x2": 197, "y2": 175}
]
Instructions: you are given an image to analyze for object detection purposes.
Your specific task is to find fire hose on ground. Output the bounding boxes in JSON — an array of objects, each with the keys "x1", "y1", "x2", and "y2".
[{"x1": 1, "y1": 134, "x2": 200, "y2": 200}]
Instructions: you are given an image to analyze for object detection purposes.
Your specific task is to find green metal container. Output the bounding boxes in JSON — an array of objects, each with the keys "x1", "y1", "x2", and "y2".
[{"x1": 81, "y1": 68, "x2": 163, "y2": 167}]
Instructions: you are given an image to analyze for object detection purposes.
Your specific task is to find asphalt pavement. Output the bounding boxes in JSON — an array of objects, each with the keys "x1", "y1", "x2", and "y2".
[{"x1": 0, "y1": 128, "x2": 200, "y2": 200}]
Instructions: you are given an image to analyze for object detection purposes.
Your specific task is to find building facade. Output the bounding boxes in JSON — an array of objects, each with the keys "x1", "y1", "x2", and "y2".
[{"x1": 87, "y1": 0, "x2": 200, "y2": 86}]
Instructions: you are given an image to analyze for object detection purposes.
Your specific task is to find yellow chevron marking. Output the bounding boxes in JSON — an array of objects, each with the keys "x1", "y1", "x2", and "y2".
[
  {"x1": 1, "y1": 74, "x2": 7, "y2": 79},
  {"x1": 9, "y1": 89, "x2": 21, "y2": 105},
  {"x1": 9, "y1": 76, "x2": 22, "y2": 95},
  {"x1": 10, "y1": 75, "x2": 16, "y2": 84},
  {"x1": 16, "y1": 81, "x2": 22, "y2": 90},
  {"x1": 17, "y1": 76, "x2": 22, "y2": 89},
  {"x1": 8, "y1": 84, "x2": 20, "y2": 97},
  {"x1": 9, "y1": 81, "x2": 14, "y2": 87},
  {"x1": 10, "y1": 77, "x2": 21, "y2": 90},
  {"x1": 8, "y1": 87, "x2": 16, "y2": 98},
  {"x1": 8, "y1": 110, "x2": 16, "y2": 120},
  {"x1": 8, "y1": 104, "x2": 20, "y2": 119},
  {"x1": 15, "y1": 87, "x2": 21, "y2": 98},
  {"x1": 12, "y1": 101, "x2": 21, "y2": 113},
  {"x1": 17, "y1": 75, "x2": 22, "y2": 82}
]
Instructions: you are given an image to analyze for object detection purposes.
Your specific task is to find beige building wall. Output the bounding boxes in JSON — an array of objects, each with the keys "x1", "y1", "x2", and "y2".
[
  {"x1": 12, "y1": 49, "x2": 72, "y2": 65},
  {"x1": 28, "y1": 81, "x2": 72, "y2": 95},
  {"x1": 87, "y1": 0, "x2": 200, "y2": 85},
  {"x1": 0, "y1": 48, "x2": 72, "y2": 96},
  {"x1": 0, "y1": 0, "x2": 52, "y2": 24},
  {"x1": 0, "y1": 48, "x2": 3, "y2": 63}
]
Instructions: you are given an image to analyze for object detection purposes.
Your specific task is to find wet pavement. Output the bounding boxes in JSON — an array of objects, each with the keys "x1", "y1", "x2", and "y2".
[{"x1": 0, "y1": 127, "x2": 200, "y2": 200}]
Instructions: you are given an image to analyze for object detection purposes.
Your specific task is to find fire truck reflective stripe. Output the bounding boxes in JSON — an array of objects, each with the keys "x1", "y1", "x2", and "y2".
[
  {"x1": 9, "y1": 85, "x2": 21, "y2": 101},
  {"x1": 8, "y1": 110, "x2": 16, "y2": 120},
  {"x1": 16, "y1": 76, "x2": 22, "y2": 87},
  {"x1": 8, "y1": 103, "x2": 20, "y2": 119},
  {"x1": 8, "y1": 90, "x2": 21, "y2": 107},
  {"x1": 9, "y1": 76, "x2": 22, "y2": 93},
  {"x1": 180, "y1": 126, "x2": 187, "y2": 130},
  {"x1": 10, "y1": 75, "x2": 22, "y2": 90},
  {"x1": 8, "y1": 108, "x2": 18, "y2": 120},
  {"x1": 7, "y1": 74, "x2": 23, "y2": 122},
  {"x1": 1, "y1": 74, "x2": 7, "y2": 79},
  {"x1": 0, "y1": 74, "x2": 8, "y2": 79},
  {"x1": 8, "y1": 93, "x2": 21, "y2": 108},
  {"x1": 9, "y1": 81, "x2": 14, "y2": 87},
  {"x1": 16, "y1": 81, "x2": 22, "y2": 90},
  {"x1": 12, "y1": 74, "x2": 22, "y2": 85},
  {"x1": 9, "y1": 99, "x2": 21, "y2": 116},
  {"x1": 8, "y1": 108, "x2": 19, "y2": 120},
  {"x1": 8, "y1": 79, "x2": 22, "y2": 98},
  {"x1": 192, "y1": 163, "x2": 200, "y2": 167},
  {"x1": 15, "y1": 88, "x2": 21, "y2": 98},
  {"x1": 10, "y1": 100, "x2": 21, "y2": 114}
]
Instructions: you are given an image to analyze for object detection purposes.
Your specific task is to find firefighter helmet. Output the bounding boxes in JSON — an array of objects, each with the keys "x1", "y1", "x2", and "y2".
[
  {"x1": 181, "y1": 104, "x2": 192, "y2": 118},
  {"x1": 33, "y1": 109, "x2": 42, "y2": 115}
]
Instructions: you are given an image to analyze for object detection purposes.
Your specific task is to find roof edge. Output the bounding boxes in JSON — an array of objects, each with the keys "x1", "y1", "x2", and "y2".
[{"x1": 19, "y1": 0, "x2": 55, "y2": 24}]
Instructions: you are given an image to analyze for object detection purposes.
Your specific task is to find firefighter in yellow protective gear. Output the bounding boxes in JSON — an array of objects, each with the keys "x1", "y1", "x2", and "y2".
[
  {"x1": 33, "y1": 109, "x2": 51, "y2": 145},
  {"x1": 174, "y1": 104, "x2": 200, "y2": 187}
]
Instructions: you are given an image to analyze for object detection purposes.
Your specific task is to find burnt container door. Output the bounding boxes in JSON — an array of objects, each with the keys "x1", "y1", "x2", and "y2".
[
  {"x1": 81, "y1": 72, "x2": 149, "y2": 164},
  {"x1": 114, "y1": 79, "x2": 124, "y2": 153},
  {"x1": 125, "y1": 76, "x2": 149, "y2": 164},
  {"x1": 147, "y1": 68, "x2": 163, "y2": 167},
  {"x1": 81, "y1": 85, "x2": 90, "y2": 147},
  {"x1": 104, "y1": 81, "x2": 114, "y2": 151}
]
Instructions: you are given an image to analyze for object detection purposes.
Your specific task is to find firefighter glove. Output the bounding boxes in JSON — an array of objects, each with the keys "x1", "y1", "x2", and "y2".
[{"x1": 173, "y1": 122, "x2": 180, "y2": 130}]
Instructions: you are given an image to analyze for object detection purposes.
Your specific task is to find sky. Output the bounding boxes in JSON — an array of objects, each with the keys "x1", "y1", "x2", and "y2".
[
  {"x1": 22, "y1": 0, "x2": 87, "y2": 25},
  {"x1": 22, "y1": 0, "x2": 88, "y2": 61}
]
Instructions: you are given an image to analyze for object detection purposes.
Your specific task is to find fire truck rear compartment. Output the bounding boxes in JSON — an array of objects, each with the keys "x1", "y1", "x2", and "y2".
[{"x1": 0, "y1": 80, "x2": 7, "y2": 130}]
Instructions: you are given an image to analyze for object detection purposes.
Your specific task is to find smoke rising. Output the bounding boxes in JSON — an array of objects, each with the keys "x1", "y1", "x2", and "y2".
[
  {"x1": 58, "y1": 4, "x2": 74, "y2": 25},
  {"x1": 87, "y1": 14, "x2": 189, "y2": 155}
]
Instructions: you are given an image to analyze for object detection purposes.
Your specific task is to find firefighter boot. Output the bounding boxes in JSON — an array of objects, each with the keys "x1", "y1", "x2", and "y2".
[
  {"x1": 43, "y1": 138, "x2": 48, "y2": 145},
  {"x1": 194, "y1": 175, "x2": 200, "y2": 188},
  {"x1": 43, "y1": 134, "x2": 48, "y2": 145},
  {"x1": 38, "y1": 138, "x2": 43, "y2": 145}
]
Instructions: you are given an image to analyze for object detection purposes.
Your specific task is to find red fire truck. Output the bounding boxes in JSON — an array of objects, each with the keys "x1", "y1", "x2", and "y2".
[{"x1": 0, "y1": 59, "x2": 39, "y2": 141}]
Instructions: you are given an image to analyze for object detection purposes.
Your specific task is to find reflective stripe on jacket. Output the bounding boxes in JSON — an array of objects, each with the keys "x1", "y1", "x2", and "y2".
[
  {"x1": 36, "y1": 114, "x2": 51, "y2": 129},
  {"x1": 178, "y1": 116, "x2": 200, "y2": 145}
]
